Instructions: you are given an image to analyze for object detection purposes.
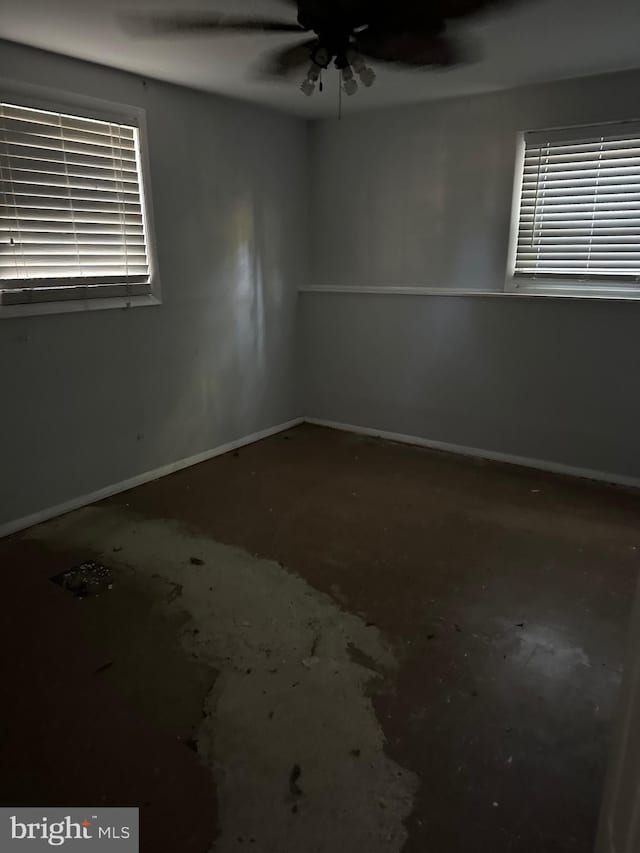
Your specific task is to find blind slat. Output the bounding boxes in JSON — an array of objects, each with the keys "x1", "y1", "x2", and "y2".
[
  {"x1": 4, "y1": 145, "x2": 139, "y2": 173},
  {"x1": 516, "y1": 246, "x2": 640, "y2": 256},
  {"x1": 0, "y1": 222, "x2": 144, "y2": 237},
  {"x1": 0, "y1": 210, "x2": 143, "y2": 226},
  {"x1": 518, "y1": 261, "x2": 640, "y2": 268},
  {"x1": 3, "y1": 264, "x2": 149, "y2": 280},
  {"x1": 1, "y1": 118, "x2": 135, "y2": 152},
  {"x1": 0, "y1": 130, "x2": 137, "y2": 161},
  {"x1": 3, "y1": 233, "x2": 145, "y2": 246},
  {"x1": 524, "y1": 151, "x2": 640, "y2": 164},
  {"x1": 519, "y1": 238, "x2": 640, "y2": 246},
  {"x1": 6, "y1": 163, "x2": 138, "y2": 185},
  {"x1": 519, "y1": 201, "x2": 640, "y2": 212},
  {"x1": 0, "y1": 104, "x2": 135, "y2": 138},
  {"x1": 5, "y1": 172, "x2": 141, "y2": 193},
  {"x1": 6, "y1": 168, "x2": 138, "y2": 195},
  {"x1": 525, "y1": 137, "x2": 640, "y2": 153},
  {"x1": 523, "y1": 176, "x2": 640, "y2": 187},
  {"x1": 524, "y1": 149, "x2": 640, "y2": 164},
  {"x1": 519, "y1": 228, "x2": 640, "y2": 235},
  {"x1": 0, "y1": 250, "x2": 148, "y2": 262},
  {"x1": 523, "y1": 164, "x2": 640, "y2": 179},
  {"x1": 522, "y1": 187, "x2": 640, "y2": 199},
  {"x1": 519, "y1": 210, "x2": 640, "y2": 220},
  {"x1": 0, "y1": 194, "x2": 142, "y2": 212}
]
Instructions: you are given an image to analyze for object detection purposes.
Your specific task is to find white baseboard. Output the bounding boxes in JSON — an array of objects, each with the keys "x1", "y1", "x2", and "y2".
[
  {"x1": 4, "y1": 413, "x2": 638, "y2": 540},
  {"x1": 0, "y1": 418, "x2": 303, "y2": 539},
  {"x1": 305, "y1": 418, "x2": 640, "y2": 490}
]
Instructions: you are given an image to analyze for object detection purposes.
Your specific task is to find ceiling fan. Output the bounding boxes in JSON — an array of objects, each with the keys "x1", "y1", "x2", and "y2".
[{"x1": 126, "y1": 1, "x2": 521, "y2": 98}]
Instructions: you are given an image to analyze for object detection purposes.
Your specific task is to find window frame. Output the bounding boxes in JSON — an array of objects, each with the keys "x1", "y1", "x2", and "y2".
[
  {"x1": 0, "y1": 81, "x2": 161, "y2": 319},
  {"x1": 505, "y1": 121, "x2": 640, "y2": 301}
]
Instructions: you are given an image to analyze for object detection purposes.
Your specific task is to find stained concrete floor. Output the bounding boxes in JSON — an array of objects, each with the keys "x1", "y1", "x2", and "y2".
[{"x1": 1, "y1": 423, "x2": 639, "y2": 852}]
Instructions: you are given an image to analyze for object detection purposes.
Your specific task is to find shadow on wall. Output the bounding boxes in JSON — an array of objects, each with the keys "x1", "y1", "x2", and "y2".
[{"x1": 150, "y1": 191, "x2": 286, "y2": 460}]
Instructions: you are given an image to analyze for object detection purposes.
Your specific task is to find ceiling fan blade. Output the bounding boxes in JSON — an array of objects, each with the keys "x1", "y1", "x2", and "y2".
[
  {"x1": 261, "y1": 39, "x2": 319, "y2": 77},
  {"x1": 395, "y1": 0, "x2": 523, "y2": 20},
  {"x1": 356, "y1": 31, "x2": 467, "y2": 67},
  {"x1": 123, "y1": 13, "x2": 306, "y2": 37}
]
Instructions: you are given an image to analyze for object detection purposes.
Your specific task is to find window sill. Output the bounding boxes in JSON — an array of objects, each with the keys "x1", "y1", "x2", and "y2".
[
  {"x1": 0, "y1": 292, "x2": 162, "y2": 319},
  {"x1": 506, "y1": 277, "x2": 640, "y2": 301},
  {"x1": 299, "y1": 285, "x2": 640, "y2": 302}
]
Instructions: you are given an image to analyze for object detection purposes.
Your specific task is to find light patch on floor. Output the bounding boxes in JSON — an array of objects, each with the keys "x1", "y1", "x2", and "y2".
[{"x1": 26, "y1": 506, "x2": 418, "y2": 853}]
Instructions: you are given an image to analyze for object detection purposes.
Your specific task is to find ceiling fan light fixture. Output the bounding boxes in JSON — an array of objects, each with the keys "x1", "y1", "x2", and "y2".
[
  {"x1": 341, "y1": 67, "x2": 358, "y2": 96},
  {"x1": 300, "y1": 77, "x2": 316, "y2": 96},
  {"x1": 345, "y1": 49, "x2": 375, "y2": 90},
  {"x1": 301, "y1": 60, "x2": 323, "y2": 96},
  {"x1": 358, "y1": 66, "x2": 376, "y2": 88}
]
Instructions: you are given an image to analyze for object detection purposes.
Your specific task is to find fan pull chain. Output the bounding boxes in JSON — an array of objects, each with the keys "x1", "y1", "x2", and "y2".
[{"x1": 338, "y1": 76, "x2": 342, "y2": 120}]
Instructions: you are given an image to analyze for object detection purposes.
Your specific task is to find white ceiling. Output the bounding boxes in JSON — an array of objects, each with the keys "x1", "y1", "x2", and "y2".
[{"x1": 1, "y1": 0, "x2": 640, "y2": 118}]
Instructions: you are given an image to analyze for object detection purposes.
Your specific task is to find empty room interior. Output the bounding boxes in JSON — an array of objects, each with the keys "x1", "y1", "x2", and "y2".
[{"x1": 2, "y1": 1, "x2": 640, "y2": 851}]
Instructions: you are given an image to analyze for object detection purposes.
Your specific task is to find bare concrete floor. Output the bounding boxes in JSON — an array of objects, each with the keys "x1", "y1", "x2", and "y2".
[{"x1": 1, "y1": 424, "x2": 639, "y2": 852}]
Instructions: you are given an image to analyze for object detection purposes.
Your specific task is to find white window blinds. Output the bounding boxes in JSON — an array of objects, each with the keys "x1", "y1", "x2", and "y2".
[
  {"x1": 0, "y1": 101, "x2": 151, "y2": 305},
  {"x1": 514, "y1": 122, "x2": 640, "y2": 283}
]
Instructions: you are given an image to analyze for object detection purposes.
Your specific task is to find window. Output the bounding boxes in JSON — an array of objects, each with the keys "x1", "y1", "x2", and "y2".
[
  {"x1": 0, "y1": 97, "x2": 157, "y2": 313},
  {"x1": 507, "y1": 121, "x2": 640, "y2": 298}
]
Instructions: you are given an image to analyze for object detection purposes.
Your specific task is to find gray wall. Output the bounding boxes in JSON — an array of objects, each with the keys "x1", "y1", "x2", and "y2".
[
  {"x1": 0, "y1": 40, "x2": 307, "y2": 529},
  {"x1": 4, "y1": 45, "x2": 640, "y2": 532},
  {"x1": 301, "y1": 69, "x2": 640, "y2": 481}
]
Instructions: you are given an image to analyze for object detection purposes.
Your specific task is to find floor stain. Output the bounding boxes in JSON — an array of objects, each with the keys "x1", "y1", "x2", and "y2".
[{"x1": 25, "y1": 506, "x2": 418, "y2": 853}]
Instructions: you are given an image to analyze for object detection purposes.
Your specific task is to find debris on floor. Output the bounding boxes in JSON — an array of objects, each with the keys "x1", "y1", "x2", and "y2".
[
  {"x1": 51, "y1": 560, "x2": 113, "y2": 599},
  {"x1": 289, "y1": 764, "x2": 303, "y2": 798},
  {"x1": 166, "y1": 582, "x2": 183, "y2": 603}
]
